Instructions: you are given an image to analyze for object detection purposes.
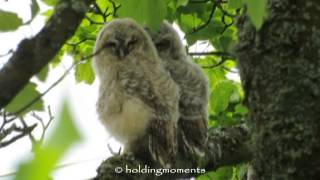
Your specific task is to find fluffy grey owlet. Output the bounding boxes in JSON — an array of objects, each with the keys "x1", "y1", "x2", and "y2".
[
  {"x1": 93, "y1": 18, "x2": 179, "y2": 167},
  {"x1": 147, "y1": 22, "x2": 209, "y2": 157}
]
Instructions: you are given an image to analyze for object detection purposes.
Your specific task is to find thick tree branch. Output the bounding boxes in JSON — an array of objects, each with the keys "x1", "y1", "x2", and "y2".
[
  {"x1": 0, "y1": 0, "x2": 95, "y2": 109},
  {"x1": 94, "y1": 124, "x2": 251, "y2": 179}
]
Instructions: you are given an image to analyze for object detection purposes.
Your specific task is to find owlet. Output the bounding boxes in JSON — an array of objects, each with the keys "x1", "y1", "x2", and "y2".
[
  {"x1": 148, "y1": 21, "x2": 209, "y2": 157},
  {"x1": 93, "y1": 18, "x2": 179, "y2": 168}
]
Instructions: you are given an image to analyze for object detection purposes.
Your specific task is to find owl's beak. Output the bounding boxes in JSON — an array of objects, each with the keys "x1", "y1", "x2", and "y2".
[{"x1": 116, "y1": 44, "x2": 129, "y2": 59}]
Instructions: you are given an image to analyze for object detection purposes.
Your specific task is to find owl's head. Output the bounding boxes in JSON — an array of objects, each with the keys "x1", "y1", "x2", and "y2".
[
  {"x1": 147, "y1": 21, "x2": 185, "y2": 60},
  {"x1": 94, "y1": 18, "x2": 154, "y2": 60}
]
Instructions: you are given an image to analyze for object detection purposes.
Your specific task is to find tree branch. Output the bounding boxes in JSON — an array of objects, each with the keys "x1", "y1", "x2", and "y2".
[
  {"x1": 188, "y1": 51, "x2": 235, "y2": 59},
  {"x1": 94, "y1": 124, "x2": 251, "y2": 179},
  {"x1": 0, "y1": 0, "x2": 95, "y2": 110}
]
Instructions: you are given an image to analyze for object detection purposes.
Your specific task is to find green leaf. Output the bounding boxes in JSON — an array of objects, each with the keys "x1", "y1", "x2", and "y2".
[
  {"x1": 197, "y1": 166, "x2": 233, "y2": 180},
  {"x1": 25, "y1": 0, "x2": 40, "y2": 24},
  {"x1": 244, "y1": 0, "x2": 267, "y2": 30},
  {"x1": 0, "y1": 10, "x2": 23, "y2": 32},
  {"x1": 51, "y1": 48, "x2": 64, "y2": 68},
  {"x1": 219, "y1": 36, "x2": 234, "y2": 51},
  {"x1": 41, "y1": 9, "x2": 54, "y2": 22},
  {"x1": 228, "y1": 0, "x2": 243, "y2": 9},
  {"x1": 45, "y1": 101, "x2": 82, "y2": 151},
  {"x1": 41, "y1": 0, "x2": 57, "y2": 6},
  {"x1": 14, "y1": 101, "x2": 81, "y2": 180},
  {"x1": 176, "y1": 0, "x2": 189, "y2": 7},
  {"x1": 75, "y1": 61, "x2": 95, "y2": 84},
  {"x1": 177, "y1": 2, "x2": 212, "y2": 21},
  {"x1": 5, "y1": 82, "x2": 44, "y2": 115},
  {"x1": 115, "y1": 0, "x2": 167, "y2": 30},
  {"x1": 36, "y1": 65, "x2": 49, "y2": 82},
  {"x1": 235, "y1": 104, "x2": 249, "y2": 115},
  {"x1": 210, "y1": 80, "x2": 237, "y2": 114}
]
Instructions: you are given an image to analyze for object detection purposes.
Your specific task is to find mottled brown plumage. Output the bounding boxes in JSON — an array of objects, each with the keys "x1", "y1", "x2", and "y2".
[
  {"x1": 148, "y1": 21, "x2": 209, "y2": 157},
  {"x1": 93, "y1": 18, "x2": 179, "y2": 167}
]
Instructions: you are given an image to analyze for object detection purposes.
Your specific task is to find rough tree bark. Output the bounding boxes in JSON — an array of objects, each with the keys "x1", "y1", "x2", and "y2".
[
  {"x1": 0, "y1": 0, "x2": 94, "y2": 109},
  {"x1": 236, "y1": 0, "x2": 320, "y2": 179},
  {"x1": 94, "y1": 124, "x2": 251, "y2": 179}
]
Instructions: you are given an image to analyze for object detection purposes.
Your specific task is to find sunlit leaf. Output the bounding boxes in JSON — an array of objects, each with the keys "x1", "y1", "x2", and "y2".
[
  {"x1": 5, "y1": 82, "x2": 44, "y2": 115},
  {"x1": 197, "y1": 166, "x2": 233, "y2": 180},
  {"x1": 75, "y1": 61, "x2": 95, "y2": 84},
  {"x1": 228, "y1": 0, "x2": 243, "y2": 9},
  {"x1": 115, "y1": 0, "x2": 167, "y2": 30},
  {"x1": 177, "y1": 1, "x2": 209, "y2": 19},
  {"x1": 176, "y1": 0, "x2": 189, "y2": 7},
  {"x1": 36, "y1": 65, "x2": 49, "y2": 82},
  {"x1": 14, "y1": 101, "x2": 81, "y2": 180},
  {"x1": 235, "y1": 104, "x2": 249, "y2": 115},
  {"x1": 244, "y1": 0, "x2": 267, "y2": 30},
  {"x1": 0, "y1": 10, "x2": 23, "y2": 32},
  {"x1": 42, "y1": 0, "x2": 57, "y2": 6},
  {"x1": 219, "y1": 36, "x2": 234, "y2": 51},
  {"x1": 210, "y1": 80, "x2": 237, "y2": 114},
  {"x1": 25, "y1": 0, "x2": 40, "y2": 24},
  {"x1": 41, "y1": 9, "x2": 54, "y2": 22}
]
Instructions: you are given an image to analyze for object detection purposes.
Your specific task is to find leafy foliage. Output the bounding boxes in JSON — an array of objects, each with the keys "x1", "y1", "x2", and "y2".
[
  {"x1": 14, "y1": 101, "x2": 81, "y2": 180},
  {"x1": 0, "y1": 10, "x2": 23, "y2": 32},
  {"x1": 115, "y1": 0, "x2": 167, "y2": 30},
  {"x1": 1, "y1": 0, "x2": 270, "y2": 178},
  {"x1": 244, "y1": 0, "x2": 268, "y2": 29},
  {"x1": 26, "y1": 0, "x2": 40, "y2": 24},
  {"x1": 5, "y1": 82, "x2": 44, "y2": 115},
  {"x1": 197, "y1": 166, "x2": 233, "y2": 180}
]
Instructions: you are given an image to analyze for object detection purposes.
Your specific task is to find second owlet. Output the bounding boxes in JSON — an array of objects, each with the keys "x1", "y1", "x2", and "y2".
[
  {"x1": 93, "y1": 18, "x2": 179, "y2": 167},
  {"x1": 148, "y1": 22, "x2": 209, "y2": 157}
]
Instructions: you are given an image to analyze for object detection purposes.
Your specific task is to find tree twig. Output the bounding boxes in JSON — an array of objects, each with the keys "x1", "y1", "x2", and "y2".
[
  {"x1": 0, "y1": 0, "x2": 95, "y2": 110},
  {"x1": 186, "y1": 2, "x2": 218, "y2": 36},
  {"x1": 189, "y1": 0, "x2": 210, "y2": 3},
  {"x1": 201, "y1": 57, "x2": 230, "y2": 69},
  {"x1": 188, "y1": 51, "x2": 235, "y2": 59},
  {"x1": 0, "y1": 49, "x2": 14, "y2": 58},
  {"x1": 9, "y1": 46, "x2": 106, "y2": 117},
  {"x1": 0, "y1": 123, "x2": 37, "y2": 148}
]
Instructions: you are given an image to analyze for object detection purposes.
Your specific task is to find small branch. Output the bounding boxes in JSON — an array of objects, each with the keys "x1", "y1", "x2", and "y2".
[
  {"x1": 66, "y1": 38, "x2": 96, "y2": 47},
  {"x1": 0, "y1": 0, "x2": 95, "y2": 110},
  {"x1": 85, "y1": 15, "x2": 105, "y2": 25},
  {"x1": 107, "y1": 144, "x2": 122, "y2": 156},
  {"x1": 10, "y1": 46, "x2": 106, "y2": 117},
  {"x1": 0, "y1": 49, "x2": 14, "y2": 58},
  {"x1": 189, "y1": 0, "x2": 210, "y2": 3},
  {"x1": 92, "y1": 2, "x2": 108, "y2": 22},
  {"x1": 31, "y1": 107, "x2": 53, "y2": 145},
  {"x1": 186, "y1": 2, "x2": 218, "y2": 36},
  {"x1": 20, "y1": 117, "x2": 37, "y2": 145},
  {"x1": 223, "y1": 67, "x2": 239, "y2": 73},
  {"x1": 188, "y1": 51, "x2": 234, "y2": 58},
  {"x1": 201, "y1": 58, "x2": 227, "y2": 69},
  {"x1": 217, "y1": 4, "x2": 237, "y2": 18},
  {"x1": 0, "y1": 112, "x2": 16, "y2": 131},
  {"x1": 0, "y1": 123, "x2": 37, "y2": 148},
  {"x1": 109, "y1": 0, "x2": 121, "y2": 17}
]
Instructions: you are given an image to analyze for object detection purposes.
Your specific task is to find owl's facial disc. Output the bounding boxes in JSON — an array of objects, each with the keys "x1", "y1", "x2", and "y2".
[
  {"x1": 103, "y1": 35, "x2": 138, "y2": 59},
  {"x1": 155, "y1": 38, "x2": 171, "y2": 52}
]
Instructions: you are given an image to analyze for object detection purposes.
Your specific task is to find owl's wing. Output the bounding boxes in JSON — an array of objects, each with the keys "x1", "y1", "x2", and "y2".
[
  {"x1": 121, "y1": 73, "x2": 178, "y2": 167},
  {"x1": 148, "y1": 114, "x2": 177, "y2": 168},
  {"x1": 178, "y1": 112, "x2": 208, "y2": 157}
]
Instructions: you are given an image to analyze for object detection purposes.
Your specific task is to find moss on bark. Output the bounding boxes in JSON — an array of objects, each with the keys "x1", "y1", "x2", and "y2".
[{"x1": 236, "y1": 1, "x2": 320, "y2": 179}]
